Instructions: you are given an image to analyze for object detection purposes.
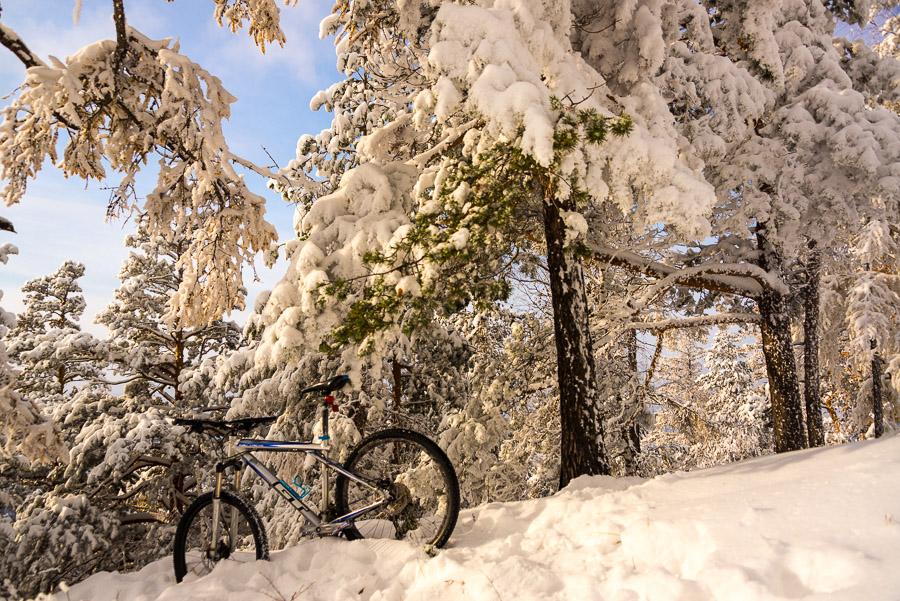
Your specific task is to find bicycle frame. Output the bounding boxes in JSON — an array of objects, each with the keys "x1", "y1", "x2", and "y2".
[
  {"x1": 202, "y1": 374, "x2": 381, "y2": 552},
  {"x1": 209, "y1": 439, "x2": 387, "y2": 544}
]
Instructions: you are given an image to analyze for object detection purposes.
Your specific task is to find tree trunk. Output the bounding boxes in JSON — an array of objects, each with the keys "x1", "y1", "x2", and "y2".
[
  {"x1": 803, "y1": 248, "x2": 825, "y2": 447},
  {"x1": 391, "y1": 357, "x2": 403, "y2": 425},
  {"x1": 624, "y1": 328, "x2": 641, "y2": 455},
  {"x1": 872, "y1": 343, "x2": 884, "y2": 438},
  {"x1": 757, "y1": 230, "x2": 808, "y2": 453},
  {"x1": 174, "y1": 332, "x2": 184, "y2": 408},
  {"x1": 626, "y1": 328, "x2": 638, "y2": 374},
  {"x1": 543, "y1": 194, "x2": 610, "y2": 488},
  {"x1": 57, "y1": 365, "x2": 67, "y2": 397}
]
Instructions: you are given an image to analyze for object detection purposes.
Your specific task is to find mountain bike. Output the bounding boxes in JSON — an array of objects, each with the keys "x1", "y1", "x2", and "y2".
[{"x1": 172, "y1": 374, "x2": 460, "y2": 582}]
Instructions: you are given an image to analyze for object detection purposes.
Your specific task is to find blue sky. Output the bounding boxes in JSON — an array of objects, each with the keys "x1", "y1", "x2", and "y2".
[{"x1": 0, "y1": 0, "x2": 339, "y2": 331}]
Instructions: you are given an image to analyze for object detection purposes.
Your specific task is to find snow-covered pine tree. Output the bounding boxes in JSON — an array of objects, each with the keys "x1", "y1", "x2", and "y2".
[
  {"x1": 641, "y1": 326, "x2": 770, "y2": 471},
  {"x1": 579, "y1": 0, "x2": 900, "y2": 454},
  {"x1": 640, "y1": 328, "x2": 710, "y2": 472},
  {"x1": 695, "y1": 328, "x2": 772, "y2": 465},
  {"x1": 0, "y1": 243, "x2": 68, "y2": 466},
  {"x1": 96, "y1": 225, "x2": 243, "y2": 410},
  {"x1": 4, "y1": 261, "x2": 105, "y2": 405},
  {"x1": 438, "y1": 309, "x2": 557, "y2": 504},
  {"x1": 1, "y1": 231, "x2": 247, "y2": 599},
  {"x1": 821, "y1": 220, "x2": 900, "y2": 437},
  {"x1": 0, "y1": 254, "x2": 96, "y2": 600},
  {"x1": 266, "y1": 0, "x2": 723, "y2": 489}
]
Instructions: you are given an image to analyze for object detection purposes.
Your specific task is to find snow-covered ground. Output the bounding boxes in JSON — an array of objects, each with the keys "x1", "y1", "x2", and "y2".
[{"x1": 41, "y1": 434, "x2": 900, "y2": 601}]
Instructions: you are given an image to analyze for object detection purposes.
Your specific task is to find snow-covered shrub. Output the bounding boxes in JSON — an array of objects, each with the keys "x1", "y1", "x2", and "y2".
[
  {"x1": 0, "y1": 384, "x2": 218, "y2": 599},
  {"x1": 1, "y1": 494, "x2": 124, "y2": 599}
]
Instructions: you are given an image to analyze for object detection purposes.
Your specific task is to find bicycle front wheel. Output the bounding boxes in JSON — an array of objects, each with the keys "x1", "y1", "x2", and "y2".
[
  {"x1": 173, "y1": 490, "x2": 268, "y2": 582},
  {"x1": 335, "y1": 428, "x2": 459, "y2": 548}
]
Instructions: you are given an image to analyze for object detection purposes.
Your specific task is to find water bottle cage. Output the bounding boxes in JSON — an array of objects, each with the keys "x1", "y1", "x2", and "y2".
[{"x1": 292, "y1": 477, "x2": 312, "y2": 499}]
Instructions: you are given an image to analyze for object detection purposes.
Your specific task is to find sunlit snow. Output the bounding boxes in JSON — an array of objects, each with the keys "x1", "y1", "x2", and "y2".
[{"x1": 40, "y1": 434, "x2": 900, "y2": 601}]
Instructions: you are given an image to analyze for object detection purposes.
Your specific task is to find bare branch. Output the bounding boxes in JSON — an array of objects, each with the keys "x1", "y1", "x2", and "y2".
[
  {"x1": 0, "y1": 22, "x2": 45, "y2": 68},
  {"x1": 112, "y1": 0, "x2": 128, "y2": 71}
]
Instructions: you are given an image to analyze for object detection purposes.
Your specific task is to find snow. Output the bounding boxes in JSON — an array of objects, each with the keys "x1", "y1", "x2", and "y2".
[{"x1": 38, "y1": 434, "x2": 900, "y2": 601}]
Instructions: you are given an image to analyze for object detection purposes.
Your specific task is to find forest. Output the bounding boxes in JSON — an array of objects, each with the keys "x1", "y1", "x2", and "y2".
[{"x1": 1, "y1": 0, "x2": 900, "y2": 598}]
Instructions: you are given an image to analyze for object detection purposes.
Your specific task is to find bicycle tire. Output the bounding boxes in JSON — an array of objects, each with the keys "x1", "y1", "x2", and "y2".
[
  {"x1": 335, "y1": 428, "x2": 459, "y2": 548},
  {"x1": 173, "y1": 490, "x2": 269, "y2": 582}
]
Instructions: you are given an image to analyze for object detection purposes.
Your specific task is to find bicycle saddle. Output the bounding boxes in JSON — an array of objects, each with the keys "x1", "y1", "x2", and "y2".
[
  {"x1": 300, "y1": 374, "x2": 350, "y2": 395},
  {"x1": 173, "y1": 416, "x2": 277, "y2": 435}
]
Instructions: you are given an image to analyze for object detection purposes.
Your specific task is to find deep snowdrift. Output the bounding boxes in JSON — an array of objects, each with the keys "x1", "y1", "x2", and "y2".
[{"x1": 40, "y1": 434, "x2": 900, "y2": 601}]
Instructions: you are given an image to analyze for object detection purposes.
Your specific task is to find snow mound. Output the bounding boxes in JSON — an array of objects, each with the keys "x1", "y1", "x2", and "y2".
[{"x1": 39, "y1": 435, "x2": 900, "y2": 601}]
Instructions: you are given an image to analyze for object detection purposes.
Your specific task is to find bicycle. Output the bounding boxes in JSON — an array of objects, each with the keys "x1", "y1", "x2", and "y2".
[{"x1": 171, "y1": 374, "x2": 460, "y2": 582}]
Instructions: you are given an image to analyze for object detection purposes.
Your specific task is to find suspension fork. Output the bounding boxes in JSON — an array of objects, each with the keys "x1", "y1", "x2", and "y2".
[
  {"x1": 210, "y1": 441, "x2": 244, "y2": 554},
  {"x1": 210, "y1": 467, "x2": 225, "y2": 554}
]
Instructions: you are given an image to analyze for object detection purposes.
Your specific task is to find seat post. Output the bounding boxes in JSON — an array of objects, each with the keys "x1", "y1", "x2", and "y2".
[
  {"x1": 321, "y1": 395, "x2": 330, "y2": 443},
  {"x1": 321, "y1": 394, "x2": 331, "y2": 516}
]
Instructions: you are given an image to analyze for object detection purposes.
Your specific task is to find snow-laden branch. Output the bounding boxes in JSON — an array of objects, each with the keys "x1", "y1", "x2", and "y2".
[
  {"x1": 228, "y1": 151, "x2": 321, "y2": 194},
  {"x1": 625, "y1": 312, "x2": 761, "y2": 332},
  {"x1": 628, "y1": 262, "x2": 786, "y2": 316},
  {"x1": 410, "y1": 118, "x2": 483, "y2": 169},
  {"x1": 118, "y1": 511, "x2": 166, "y2": 525},
  {"x1": 586, "y1": 241, "x2": 786, "y2": 299},
  {"x1": 0, "y1": 26, "x2": 278, "y2": 326}
]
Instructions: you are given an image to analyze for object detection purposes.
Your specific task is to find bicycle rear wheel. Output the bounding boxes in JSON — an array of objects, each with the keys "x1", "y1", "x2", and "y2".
[
  {"x1": 335, "y1": 428, "x2": 459, "y2": 548},
  {"x1": 173, "y1": 490, "x2": 268, "y2": 582}
]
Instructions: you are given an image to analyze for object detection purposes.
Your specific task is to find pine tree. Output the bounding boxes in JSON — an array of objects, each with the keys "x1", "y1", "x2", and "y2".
[
  {"x1": 0, "y1": 244, "x2": 68, "y2": 465},
  {"x1": 267, "y1": 0, "x2": 733, "y2": 489},
  {"x1": 0, "y1": 235, "x2": 245, "y2": 599},
  {"x1": 4, "y1": 261, "x2": 105, "y2": 404},
  {"x1": 819, "y1": 219, "x2": 900, "y2": 437},
  {"x1": 580, "y1": 0, "x2": 900, "y2": 454},
  {"x1": 96, "y1": 226, "x2": 243, "y2": 410},
  {"x1": 642, "y1": 327, "x2": 771, "y2": 471},
  {"x1": 696, "y1": 329, "x2": 772, "y2": 465},
  {"x1": 439, "y1": 309, "x2": 557, "y2": 504}
]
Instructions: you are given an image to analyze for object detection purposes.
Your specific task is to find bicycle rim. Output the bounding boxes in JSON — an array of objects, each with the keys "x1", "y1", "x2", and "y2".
[
  {"x1": 337, "y1": 429, "x2": 459, "y2": 547},
  {"x1": 173, "y1": 491, "x2": 267, "y2": 582}
]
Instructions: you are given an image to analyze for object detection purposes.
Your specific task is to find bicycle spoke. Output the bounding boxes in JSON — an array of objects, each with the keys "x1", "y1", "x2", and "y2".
[
  {"x1": 336, "y1": 430, "x2": 459, "y2": 548},
  {"x1": 173, "y1": 491, "x2": 268, "y2": 582}
]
